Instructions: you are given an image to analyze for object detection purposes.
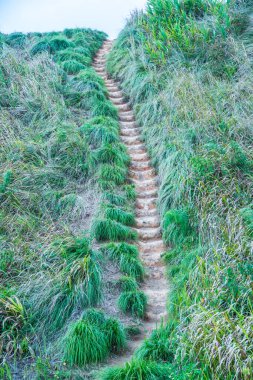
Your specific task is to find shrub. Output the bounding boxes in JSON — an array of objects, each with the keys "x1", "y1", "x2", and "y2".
[
  {"x1": 102, "y1": 192, "x2": 127, "y2": 206},
  {"x1": 118, "y1": 290, "x2": 147, "y2": 318},
  {"x1": 61, "y1": 60, "x2": 87, "y2": 74},
  {"x1": 5, "y1": 32, "x2": 26, "y2": 48},
  {"x1": 80, "y1": 119, "x2": 119, "y2": 147},
  {"x1": 54, "y1": 49, "x2": 91, "y2": 65},
  {"x1": 91, "y1": 100, "x2": 118, "y2": 119},
  {"x1": 48, "y1": 36, "x2": 73, "y2": 52},
  {"x1": 30, "y1": 39, "x2": 51, "y2": 55}
]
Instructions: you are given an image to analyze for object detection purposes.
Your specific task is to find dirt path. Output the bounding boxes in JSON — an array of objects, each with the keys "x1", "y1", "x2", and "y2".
[{"x1": 93, "y1": 40, "x2": 168, "y2": 365}]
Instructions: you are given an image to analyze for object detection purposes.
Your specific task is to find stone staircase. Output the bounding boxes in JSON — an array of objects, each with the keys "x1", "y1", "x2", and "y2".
[{"x1": 93, "y1": 40, "x2": 168, "y2": 363}]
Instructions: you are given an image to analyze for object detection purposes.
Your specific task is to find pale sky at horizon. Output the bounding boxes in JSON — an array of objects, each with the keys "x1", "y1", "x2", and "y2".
[{"x1": 0, "y1": 0, "x2": 147, "y2": 38}]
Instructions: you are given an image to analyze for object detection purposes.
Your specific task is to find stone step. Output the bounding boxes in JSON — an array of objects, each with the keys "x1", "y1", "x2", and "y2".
[
  {"x1": 110, "y1": 97, "x2": 125, "y2": 105},
  {"x1": 94, "y1": 58, "x2": 106, "y2": 63},
  {"x1": 127, "y1": 145, "x2": 146, "y2": 155},
  {"x1": 136, "y1": 227, "x2": 161, "y2": 240},
  {"x1": 136, "y1": 188, "x2": 158, "y2": 198},
  {"x1": 109, "y1": 90, "x2": 123, "y2": 98},
  {"x1": 136, "y1": 197, "x2": 157, "y2": 211},
  {"x1": 131, "y1": 160, "x2": 152, "y2": 170},
  {"x1": 129, "y1": 152, "x2": 149, "y2": 161},
  {"x1": 120, "y1": 121, "x2": 137, "y2": 128},
  {"x1": 136, "y1": 208, "x2": 159, "y2": 218},
  {"x1": 119, "y1": 114, "x2": 135, "y2": 122},
  {"x1": 136, "y1": 216, "x2": 160, "y2": 228},
  {"x1": 117, "y1": 103, "x2": 131, "y2": 112},
  {"x1": 138, "y1": 239, "x2": 165, "y2": 254},
  {"x1": 121, "y1": 128, "x2": 139, "y2": 137},
  {"x1": 94, "y1": 66, "x2": 106, "y2": 73},
  {"x1": 105, "y1": 79, "x2": 116, "y2": 86},
  {"x1": 146, "y1": 311, "x2": 167, "y2": 323},
  {"x1": 121, "y1": 136, "x2": 142, "y2": 145},
  {"x1": 129, "y1": 168, "x2": 158, "y2": 181},
  {"x1": 93, "y1": 63, "x2": 105, "y2": 69},
  {"x1": 129, "y1": 174, "x2": 158, "y2": 187}
]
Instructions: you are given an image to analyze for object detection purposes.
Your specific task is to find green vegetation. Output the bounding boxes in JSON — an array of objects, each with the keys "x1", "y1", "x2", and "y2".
[
  {"x1": 0, "y1": 26, "x2": 135, "y2": 378},
  {"x1": 107, "y1": 0, "x2": 253, "y2": 378},
  {"x1": 98, "y1": 359, "x2": 173, "y2": 380},
  {"x1": 118, "y1": 290, "x2": 147, "y2": 318},
  {"x1": 63, "y1": 310, "x2": 126, "y2": 366}
]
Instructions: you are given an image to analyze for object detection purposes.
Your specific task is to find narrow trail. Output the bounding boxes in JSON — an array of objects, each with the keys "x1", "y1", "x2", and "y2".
[{"x1": 93, "y1": 40, "x2": 168, "y2": 365}]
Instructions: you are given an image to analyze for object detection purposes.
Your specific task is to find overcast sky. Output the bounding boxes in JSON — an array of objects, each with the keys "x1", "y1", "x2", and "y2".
[{"x1": 0, "y1": 0, "x2": 147, "y2": 38}]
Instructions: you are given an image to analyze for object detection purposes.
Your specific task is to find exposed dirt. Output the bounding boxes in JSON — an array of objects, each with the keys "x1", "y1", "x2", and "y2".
[{"x1": 93, "y1": 40, "x2": 168, "y2": 367}]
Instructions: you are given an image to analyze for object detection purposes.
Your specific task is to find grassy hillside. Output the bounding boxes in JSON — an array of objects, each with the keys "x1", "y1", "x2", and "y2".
[
  {"x1": 106, "y1": 0, "x2": 253, "y2": 379},
  {"x1": 0, "y1": 29, "x2": 146, "y2": 379}
]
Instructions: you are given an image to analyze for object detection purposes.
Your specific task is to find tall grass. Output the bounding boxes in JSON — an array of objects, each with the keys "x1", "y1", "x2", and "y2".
[{"x1": 107, "y1": 0, "x2": 253, "y2": 378}]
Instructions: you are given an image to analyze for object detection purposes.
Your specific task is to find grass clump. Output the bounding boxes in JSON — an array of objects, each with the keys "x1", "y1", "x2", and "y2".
[
  {"x1": 93, "y1": 219, "x2": 137, "y2": 242},
  {"x1": 97, "y1": 359, "x2": 170, "y2": 380},
  {"x1": 104, "y1": 204, "x2": 135, "y2": 226},
  {"x1": 63, "y1": 310, "x2": 126, "y2": 366},
  {"x1": 102, "y1": 242, "x2": 139, "y2": 261},
  {"x1": 103, "y1": 318, "x2": 126, "y2": 353},
  {"x1": 119, "y1": 255, "x2": 145, "y2": 281},
  {"x1": 136, "y1": 324, "x2": 174, "y2": 362},
  {"x1": 63, "y1": 319, "x2": 108, "y2": 366},
  {"x1": 118, "y1": 276, "x2": 138, "y2": 292},
  {"x1": 61, "y1": 60, "x2": 87, "y2": 74},
  {"x1": 118, "y1": 290, "x2": 147, "y2": 318}
]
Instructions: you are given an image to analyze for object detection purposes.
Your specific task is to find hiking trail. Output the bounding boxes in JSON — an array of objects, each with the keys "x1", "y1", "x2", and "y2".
[{"x1": 93, "y1": 40, "x2": 168, "y2": 365}]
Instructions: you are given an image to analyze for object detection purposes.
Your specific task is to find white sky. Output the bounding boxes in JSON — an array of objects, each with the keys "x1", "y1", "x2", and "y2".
[{"x1": 0, "y1": 0, "x2": 147, "y2": 38}]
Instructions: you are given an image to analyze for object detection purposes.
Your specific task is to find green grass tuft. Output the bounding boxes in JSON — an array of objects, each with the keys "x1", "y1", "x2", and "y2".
[
  {"x1": 119, "y1": 254, "x2": 145, "y2": 280},
  {"x1": 118, "y1": 276, "x2": 138, "y2": 291},
  {"x1": 98, "y1": 164, "x2": 127, "y2": 187},
  {"x1": 63, "y1": 319, "x2": 108, "y2": 366},
  {"x1": 104, "y1": 204, "x2": 135, "y2": 226},
  {"x1": 102, "y1": 242, "x2": 139, "y2": 260},
  {"x1": 103, "y1": 318, "x2": 126, "y2": 353},
  {"x1": 93, "y1": 220, "x2": 137, "y2": 242},
  {"x1": 163, "y1": 208, "x2": 192, "y2": 245},
  {"x1": 136, "y1": 324, "x2": 174, "y2": 362},
  {"x1": 97, "y1": 359, "x2": 170, "y2": 380},
  {"x1": 61, "y1": 60, "x2": 87, "y2": 74},
  {"x1": 118, "y1": 290, "x2": 147, "y2": 318}
]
